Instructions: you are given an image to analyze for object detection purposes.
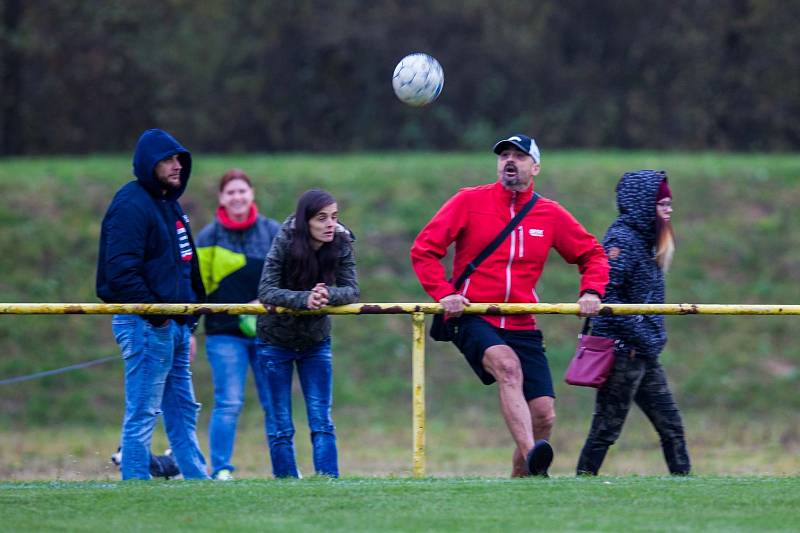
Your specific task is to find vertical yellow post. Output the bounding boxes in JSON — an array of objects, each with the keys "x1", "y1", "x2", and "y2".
[{"x1": 411, "y1": 312, "x2": 426, "y2": 477}]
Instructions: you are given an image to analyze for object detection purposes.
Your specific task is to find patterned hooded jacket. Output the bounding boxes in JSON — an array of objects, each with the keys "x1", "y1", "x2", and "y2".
[
  {"x1": 256, "y1": 216, "x2": 359, "y2": 350},
  {"x1": 591, "y1": 170, "x2": 669, "y2": 359}
]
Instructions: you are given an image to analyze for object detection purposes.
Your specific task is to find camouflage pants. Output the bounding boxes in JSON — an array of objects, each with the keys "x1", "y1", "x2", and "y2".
[{"x1": 576, "y1": 351, "x2": 691, "y2": 475}]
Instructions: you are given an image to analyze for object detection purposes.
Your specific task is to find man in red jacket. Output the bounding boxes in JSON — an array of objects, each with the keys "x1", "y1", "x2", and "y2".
[{"x1": 410, "y1": 134, "x2": 609, "y2": 477}]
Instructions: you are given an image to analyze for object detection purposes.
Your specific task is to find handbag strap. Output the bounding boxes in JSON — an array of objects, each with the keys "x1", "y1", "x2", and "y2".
[{"x1": 452, "y1": 193, "x2": 540, "y2": 290}]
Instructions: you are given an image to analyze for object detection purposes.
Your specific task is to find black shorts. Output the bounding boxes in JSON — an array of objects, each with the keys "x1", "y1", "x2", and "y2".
[{"x1": 452, "y1": 315, "x2": 554, "y2": 401}]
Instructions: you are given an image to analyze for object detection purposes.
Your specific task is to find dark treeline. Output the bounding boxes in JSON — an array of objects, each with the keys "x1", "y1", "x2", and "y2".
[{"x1": 1, "y1": 0, "x2": 799, "y2": 155}]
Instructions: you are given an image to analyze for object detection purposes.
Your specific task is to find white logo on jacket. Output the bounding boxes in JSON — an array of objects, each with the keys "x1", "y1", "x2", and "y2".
[{"x1": 529, "y1": 228, "x2": 544, "y2": 237}]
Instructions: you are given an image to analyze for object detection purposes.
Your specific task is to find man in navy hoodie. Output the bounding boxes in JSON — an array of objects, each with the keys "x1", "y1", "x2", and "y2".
[{"x1": 97, "y1": 129, "x2": 209, "y2": 480}]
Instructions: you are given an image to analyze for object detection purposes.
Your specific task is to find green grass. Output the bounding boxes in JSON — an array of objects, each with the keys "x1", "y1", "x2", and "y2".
[
  {"x1": 1, "y1": 477, "x2": 798, "y2": 532},
  {"x1": 3, "y1": 409, "x2": 798, "y2": 481},
  {"x1": 2, "y1": 150, "x2": 799, "y2": 426},
  {"x1": 1, "y1": 150, "x2": 799, "y2": 485}
]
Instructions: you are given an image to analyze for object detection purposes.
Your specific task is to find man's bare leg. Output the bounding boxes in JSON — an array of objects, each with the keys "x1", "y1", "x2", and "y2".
[
  {"x1": 482, "y1": 345, "x2": 535, "y2": 475},
  {"x1": 511, "y1": 396, "x2": 556, "y2": 476}
]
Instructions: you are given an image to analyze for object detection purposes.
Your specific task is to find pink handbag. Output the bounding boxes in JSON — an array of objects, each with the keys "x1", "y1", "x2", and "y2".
[{"x1": 564, "y1": 319, "x2": 617, "y2": 388}]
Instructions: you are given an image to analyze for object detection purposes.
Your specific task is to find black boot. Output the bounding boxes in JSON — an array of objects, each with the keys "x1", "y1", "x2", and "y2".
[
  {"x1": 149, "y1": 450, "x2": 181, "y2": 479},
  {"x1": 576, "y1": 443, "x2": 608, "y2": 476}
]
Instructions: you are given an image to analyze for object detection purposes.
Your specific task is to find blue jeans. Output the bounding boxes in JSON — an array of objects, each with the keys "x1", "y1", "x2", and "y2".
[
  {"x1": 206, "y1": 334, "x2": 270, "y2": 477},
  {"x1": 112, "y1": 315, "x2": 209, "y2": 480},
  {"x1": 257, "y1": 337, "x2": 338, "y2": 478}
]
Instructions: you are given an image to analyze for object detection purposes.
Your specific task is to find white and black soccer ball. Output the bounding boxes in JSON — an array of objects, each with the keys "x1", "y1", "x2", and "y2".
[{"x1": 392, "y1": 53, "x2": 444, "y2": 107}]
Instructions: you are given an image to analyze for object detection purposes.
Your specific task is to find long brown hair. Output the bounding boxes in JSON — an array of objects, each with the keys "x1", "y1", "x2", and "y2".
[
  {"x1": 288, "y1": 189, "x2": 346, "y2": 290},
  {"x1": 655, "y1": 216, "x2": 675, "y2": 273}
]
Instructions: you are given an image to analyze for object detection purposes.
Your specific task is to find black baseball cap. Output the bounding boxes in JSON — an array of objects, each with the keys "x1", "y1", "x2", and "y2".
[{"x1": 492, "y1": 134, "x2": 540, "y2": 163}]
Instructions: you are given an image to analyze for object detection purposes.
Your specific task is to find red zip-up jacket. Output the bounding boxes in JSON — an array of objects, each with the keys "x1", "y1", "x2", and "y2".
[{"x1": 410, "y1": 181, "x2": 609, "y2": 330}]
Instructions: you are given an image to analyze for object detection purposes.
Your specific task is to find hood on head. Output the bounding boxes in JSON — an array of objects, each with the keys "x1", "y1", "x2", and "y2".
[
  {"x1": 615, "y1": 170, "x2": 668, "y2": 239},
  {"x1": 132, "y1": 129, "x2": 192, "y2": 199}
]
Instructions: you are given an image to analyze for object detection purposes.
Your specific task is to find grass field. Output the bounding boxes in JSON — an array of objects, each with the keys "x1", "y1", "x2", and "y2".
[
  {"x1": 3, "y1": 150, "x2": 799, "y2": 428},
  {"x1": 1, "y1": 151, "x2": 799, "y2": 531},
  {"x1": 1, "y1": 476, "x2": 798, "y2": 532},
  {"x1": 3, "y1": 407, "x2": 798, "y2": 481}
]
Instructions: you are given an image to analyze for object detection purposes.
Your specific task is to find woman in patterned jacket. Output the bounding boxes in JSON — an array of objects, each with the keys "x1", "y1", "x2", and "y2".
[
  {"x1": 576, "y1": 170, "x2": 691, "y2": 476},
  {"x1": 256, "y1": 188, "x2": 359, "y2": 478}
]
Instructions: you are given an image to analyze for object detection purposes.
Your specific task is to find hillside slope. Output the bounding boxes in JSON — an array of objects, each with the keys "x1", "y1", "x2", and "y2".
[{"x1": 0, "y1": 151, "x2": 798, "y2": 427}]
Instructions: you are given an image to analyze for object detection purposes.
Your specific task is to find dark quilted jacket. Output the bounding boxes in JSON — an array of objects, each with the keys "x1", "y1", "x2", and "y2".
[
  {"x1": 256, "y1": 217, "x2": 359, "y2": 350},
  {"x1": 591, "y1": 170, "x2": 668, "y2": 359}
]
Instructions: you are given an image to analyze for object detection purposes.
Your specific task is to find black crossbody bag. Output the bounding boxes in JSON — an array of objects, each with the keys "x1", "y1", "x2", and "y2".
[{"x1": 430, "y1": 193, "x2": 540, "y2": 342}]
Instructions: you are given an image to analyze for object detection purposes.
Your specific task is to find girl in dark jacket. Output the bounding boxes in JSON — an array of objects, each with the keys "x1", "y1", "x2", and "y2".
[
  {"x1": 256, "y1": 189, "x2": 359, "y2": 478},
  {"x1": 576, "y1": 170, "x2": 691, "y2": 476}
]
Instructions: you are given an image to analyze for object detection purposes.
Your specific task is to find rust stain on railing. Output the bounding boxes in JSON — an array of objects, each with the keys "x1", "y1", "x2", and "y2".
[{"x1": 2, "y1": 302, "x2": 799, "y2": 316}]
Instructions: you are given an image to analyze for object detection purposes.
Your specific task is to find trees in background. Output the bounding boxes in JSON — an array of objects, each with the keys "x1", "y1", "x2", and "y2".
[
  {"x1": 1, "y1": 0, "x2": 798, "y2": 155},
  {"x1": 1, "y1": 0, "x2": 21, "y2": 154}
]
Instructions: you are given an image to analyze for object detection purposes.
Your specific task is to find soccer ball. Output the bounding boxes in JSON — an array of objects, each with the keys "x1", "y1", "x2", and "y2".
[{"x1": 392, "y1": 53, "x2": 444, "y2": 107}]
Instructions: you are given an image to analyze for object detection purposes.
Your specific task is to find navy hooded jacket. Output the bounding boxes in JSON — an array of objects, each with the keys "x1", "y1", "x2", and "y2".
[
  {"x1": 591, "y1": 170, "x2": 669, "y2": 359},
  {"x1": 96, "y1": 129, "x2": 206, "y2": 325}
]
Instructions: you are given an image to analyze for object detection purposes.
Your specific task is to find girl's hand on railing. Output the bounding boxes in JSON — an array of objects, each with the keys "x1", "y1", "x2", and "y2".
[{"x1": 307, "y1": 283, "x2": 330, "y2": 309}]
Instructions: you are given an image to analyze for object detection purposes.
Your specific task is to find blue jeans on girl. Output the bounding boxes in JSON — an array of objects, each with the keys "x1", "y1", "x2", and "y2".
[
  {"x1": 206, "y1": 334, "x2": 270, "y2": 477},
  {"x1": 112, "y1": 315, "x2": 209, "y2": 480},
  {"x1": 256, "y1": 337, "x2": 338, "y2": 478}
]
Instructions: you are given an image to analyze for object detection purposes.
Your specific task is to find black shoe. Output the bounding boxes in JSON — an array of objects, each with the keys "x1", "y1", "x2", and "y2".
[
  {"x1": 526, "y1": 439, "x2": 553, "y2": 477},
  {"x1": 150, "y1": 449, "x2": 181, "y2": 479}
]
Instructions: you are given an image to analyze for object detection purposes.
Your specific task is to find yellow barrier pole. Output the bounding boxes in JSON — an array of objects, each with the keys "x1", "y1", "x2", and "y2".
[
  {"x1": 411, "y1": 312, "x2": 426, "y2": 478},
  {"x1": 2, "y1": 302, "x2": 800, "y2": 315},
  {"x1": 2, "y1": 301, "x2": 798, "y2": 478}
]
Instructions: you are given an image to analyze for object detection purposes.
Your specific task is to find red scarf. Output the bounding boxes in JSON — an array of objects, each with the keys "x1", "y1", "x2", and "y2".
[{"x1": 217, "y1": 203, "x2": 258, "y2": 230}]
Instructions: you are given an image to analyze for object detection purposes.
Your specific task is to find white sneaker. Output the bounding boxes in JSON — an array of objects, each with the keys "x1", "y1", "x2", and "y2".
[
  {"x1": 111, "y1": 446, "x2": 122, "y2": 467},
  {"x1": 215, "y1": 468, "x2": 234, "y2": 481}
]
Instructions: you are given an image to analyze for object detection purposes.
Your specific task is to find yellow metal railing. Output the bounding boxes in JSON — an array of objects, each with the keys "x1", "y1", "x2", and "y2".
[
  {"x1": 3, "y1": 302, "x2": 800, "y2": 316},
  {"x1": 2, "y1": 302, "x2": 799, "y2": 477}
]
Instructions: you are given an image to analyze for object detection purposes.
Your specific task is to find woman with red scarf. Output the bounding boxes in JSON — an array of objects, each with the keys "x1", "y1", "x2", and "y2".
[{"x1": 195, "y1": 169, "x2": 281, "y2": 480}]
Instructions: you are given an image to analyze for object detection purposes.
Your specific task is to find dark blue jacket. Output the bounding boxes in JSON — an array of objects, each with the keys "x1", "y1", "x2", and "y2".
[
  {"x1": 96, "y1": 129, "x2": 205, "y2": 325},
  {"x1": 591, "y1": 170, "x2": 668, "y2": 359}
]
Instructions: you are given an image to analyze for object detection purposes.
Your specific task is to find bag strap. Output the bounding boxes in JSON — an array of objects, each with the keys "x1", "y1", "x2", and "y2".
[
  {"x1": 454, "y1": 192, "x2": 539, "y2": 290},
  {"x1": 451, "y1": 193, "x2": 540, "y2": 290},
  {"x1": 581, "y1": 318, "x2": 592, "y2": 335}
]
